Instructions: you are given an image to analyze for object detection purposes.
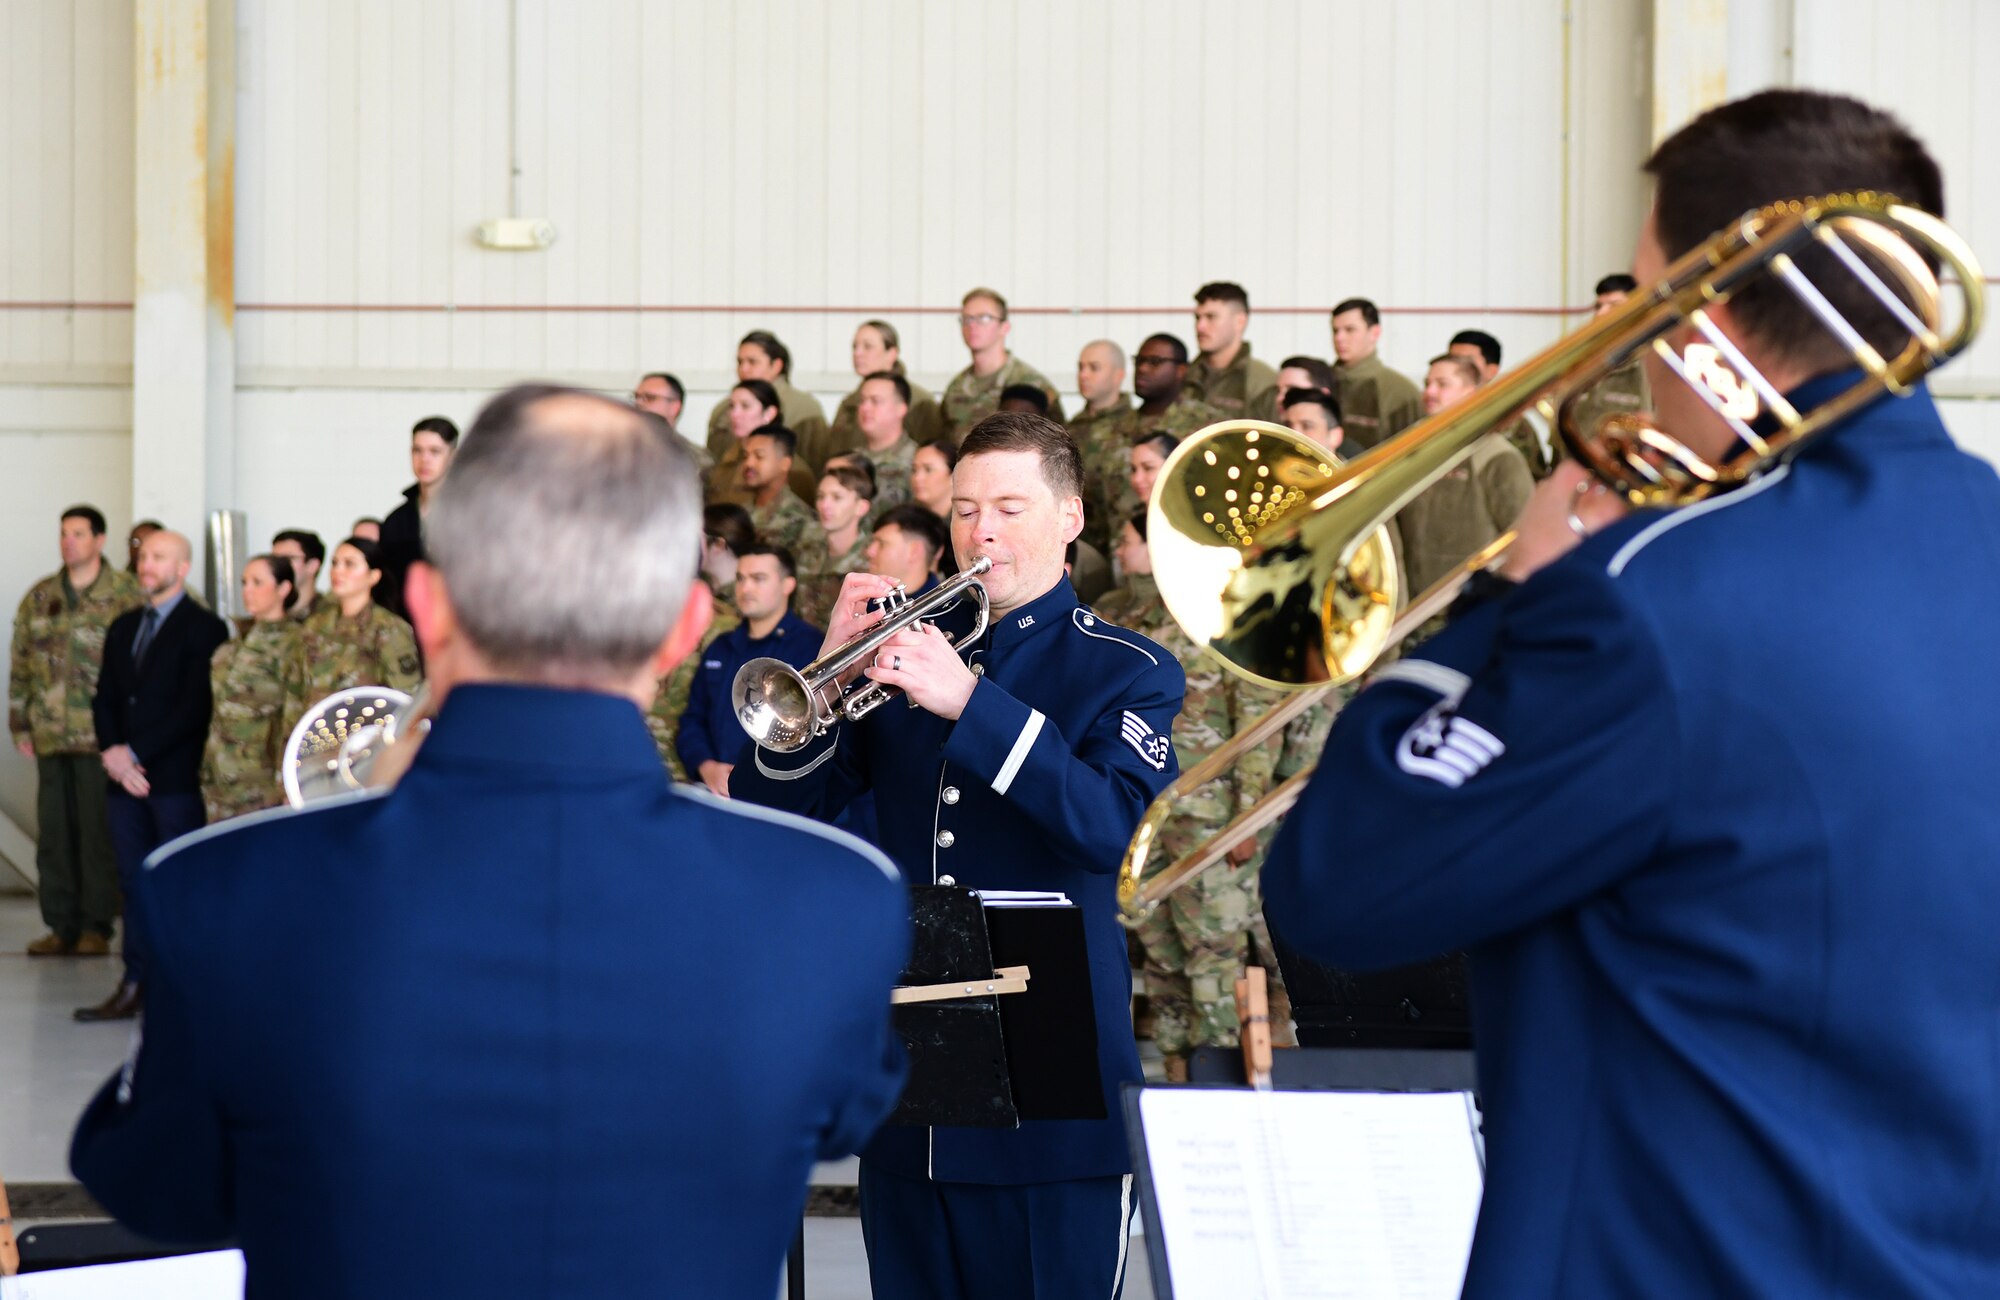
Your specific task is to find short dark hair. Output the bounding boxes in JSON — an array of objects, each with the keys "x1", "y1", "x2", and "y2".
[
  {"x1": 1331, "y1": 297, "x2": 1381, "y2": 326},
  {"x1": 352, "y1": 517, "x2": 382, "y2": 532},
  {"x1": 1283, "y1": 387, "x2": 1343, "y2": 425},
  {"x1": 1195, "y1": 281, "x2": 1250, "y2": 312},
  {"x1": 740, "y1": 330, "x2": 791, "y2": 376},
  {"x1": 1140, "y1": 333, "x2": 1190, "y2": 365},
  {"x1": 826, "y1": 450, "x2": 878, "y2": 495},
  {"x1": 1644, "y1": 89, "x2": 1944, "y2": 371},
  {"x1": 1134, "y1": 431, "x2": 1182, "y2": 462},
  {"x1": 821, "y1": 463, "x2": 876, "y2": 502},
  {"x1": 273, "y1": 529, "x2": 326, "y2": 565},
  {"x1": 1594, "y1": 273, "x2": 1639, "y2": 297},
  {"x1": 1450, "y1": 329, "x2": 1501, "y2": 368},
  {"x1": 412, "y1": 415, "x2": 460, "y2": 445},
  {"x1": 703, "y1": 503, "x2": 755, "y2": 556},
  {"x1": 1278, "y1": 356, "x2": 1338, "y2": 390},
  {"x1": 337, "y1": 536, "x2": 384, "y2": 572},
  {"x1": 61, "y1": 505, "x2": 107, "y2": 536},
  {"x1": 874, "y1": 504, "x2": 948, "y2": 563},
  {"x1": 746, "y1": 425, "x2": 797, "y2": 459},
  {"x1": 915, "y1": 439, "x2": 958, "y2": 473},
  {"x1": 738, "y1": 541, "x2": 798, "y2": 581},
  {"x1": 643, "y1": 371, "x2": 686, "y2": 402},
  {"x1": 997, "y1": 383, "x2": 1051, "y2": 415},
  {"x1": 958, "y1": 411, "x2": 1084, "y2": 501},
  {"x1": 251, "y1": 553, "x2": 301, "y2": 612},
  {"x1": 131, "y1": 518, "x2": 163, "y2": 534},
  {"x1": 733, "y1": 378, "x2": 781, "y2": 413},
  {"x1": 862, "y1": 370, "x2": 912, "y2": 406}
]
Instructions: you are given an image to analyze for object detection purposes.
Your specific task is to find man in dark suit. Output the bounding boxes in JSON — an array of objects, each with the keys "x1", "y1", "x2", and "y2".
[
  {"x1": 77, "y1": 528, "x2": 227, "y2": 1022},
  {"x1": 71, "y1": 387, "x2": 910, "y2": 1298}
]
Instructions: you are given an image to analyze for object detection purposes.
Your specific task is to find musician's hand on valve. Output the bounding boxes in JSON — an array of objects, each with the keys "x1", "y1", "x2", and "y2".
[
  {"x1": 1226, "y1": 837, "x2": 1259, "y2": 867},
  {"x1": 864, "y1": 620, "x2": 977, "y2": 721},
  {"x1": 821, "y1": 572, "x2": 901, "y2": 686},
  {"x1": 1497, "y1": 461, "x2": 1631, "y2": 582}
]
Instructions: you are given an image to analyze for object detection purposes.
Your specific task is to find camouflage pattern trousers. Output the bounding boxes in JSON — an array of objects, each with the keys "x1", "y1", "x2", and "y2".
[{"x1": 1134, "y1": 857, "x2": 1271, "y2": 1055}]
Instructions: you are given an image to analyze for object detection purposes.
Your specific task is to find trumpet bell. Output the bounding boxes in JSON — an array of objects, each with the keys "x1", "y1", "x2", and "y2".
[
  {"x1": 733, "y1": 659, "x2": 824, "y2": 753},
  {"x1": 1148, "y1": 420, "x2": 1402, "y2": 688},
  {"x1": 282, "y1": 686, "x2": 420, "y2": 807}
]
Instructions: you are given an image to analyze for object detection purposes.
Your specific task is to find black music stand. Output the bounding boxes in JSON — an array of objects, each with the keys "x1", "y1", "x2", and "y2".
[{"x1": 1266, "y1": 910, "x2": 1474, "y2": 1050}]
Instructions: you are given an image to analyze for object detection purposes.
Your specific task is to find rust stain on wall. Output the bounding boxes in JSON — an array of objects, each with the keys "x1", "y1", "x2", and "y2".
[{"x1": 209, "y1": 139, "x2": 235, "y2": 325}]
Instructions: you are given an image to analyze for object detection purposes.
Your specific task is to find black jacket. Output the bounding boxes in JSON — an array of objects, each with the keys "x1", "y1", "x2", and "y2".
[
  {"x1": 93, "y1": 596, "x2": 230, "y2": 796},
  {"x1": 376, "y1": 484, "x2": 423, "y2": 619}
]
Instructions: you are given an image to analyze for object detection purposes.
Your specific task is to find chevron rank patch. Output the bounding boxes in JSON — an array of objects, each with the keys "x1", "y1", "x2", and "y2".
[
  {"x1": 1121, "y1": 710, "x2": 1171, "y2": 771},
  {"x1": 1396, "y1": 702, "x2": 1505, "y2": 788}
]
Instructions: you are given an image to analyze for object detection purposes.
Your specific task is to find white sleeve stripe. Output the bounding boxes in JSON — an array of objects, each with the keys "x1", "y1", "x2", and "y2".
[
  {"x1": 1397, "y1": 751, "x2": 1469, "y2": 788},
  {"x1": 1430, "y1": 746, "x2": 1482, "y2": 777},
  {"x1": 1607, "y1": 465, "x2": 1791, "y2": 576},
  {"x1": 1369, "y1": 659, "x2": 1473, "y2": 706},
  {"x1": 992, "y1": 709, "x2": 1046, "y2": 796}
]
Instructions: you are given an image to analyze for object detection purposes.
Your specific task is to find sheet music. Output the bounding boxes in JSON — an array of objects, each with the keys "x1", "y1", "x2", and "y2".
[
  {"x1": 0, "y1": 1250, "x2": 244, "y2": 1299},
  {"x1": 1138, "y1": 1089, "x2": 1481, "y2": 1300},
  {"x1": 972, "y1": 890, "x2": 1072, "y2": 908}
]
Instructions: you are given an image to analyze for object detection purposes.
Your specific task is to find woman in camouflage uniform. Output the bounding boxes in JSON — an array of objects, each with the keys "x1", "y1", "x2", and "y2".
[
  {"x1": 792, "y1": 464, "x2": 875, "y2": 627},
  {"x1": 200, "y1": 555, "x2": 304, "y2": 822},
  {"x1": 280, "y1": 537, "x2": 423, "y2": 742}
]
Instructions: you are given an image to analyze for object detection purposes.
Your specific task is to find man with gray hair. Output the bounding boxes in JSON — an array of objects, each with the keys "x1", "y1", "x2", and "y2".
[{"x1": 72, "y1": 385, "x2": 910, "y2": 1298}]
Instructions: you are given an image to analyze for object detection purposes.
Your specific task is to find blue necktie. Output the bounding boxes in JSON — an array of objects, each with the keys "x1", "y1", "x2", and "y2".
[{"x1": 131, "y1": 607, "x2": 161, "y2": 670}]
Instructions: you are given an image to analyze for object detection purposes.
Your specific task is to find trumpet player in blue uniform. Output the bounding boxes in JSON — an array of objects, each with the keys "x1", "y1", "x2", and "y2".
[
  {"x1": 1265, "y1": 90, "x2": 2000, "y2": 1297},
  {"x1": 734, "y1": 411, "x2": 1185, "y2": 1300}
]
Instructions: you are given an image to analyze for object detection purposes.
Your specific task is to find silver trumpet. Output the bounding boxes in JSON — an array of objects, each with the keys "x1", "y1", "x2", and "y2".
[{"x1": 733, "y1": 556, "x2": 993, "y2": 753}]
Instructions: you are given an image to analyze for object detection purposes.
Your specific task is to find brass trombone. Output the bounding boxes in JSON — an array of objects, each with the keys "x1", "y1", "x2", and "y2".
[{"x1": 1120, "y1": 192, "x2": 1983, "y2": 915}]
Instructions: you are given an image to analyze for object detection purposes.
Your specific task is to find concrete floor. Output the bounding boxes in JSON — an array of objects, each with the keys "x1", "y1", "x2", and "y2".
[{"x1": 0, "y1": 887, "x2": 1155, "y2": 1297}]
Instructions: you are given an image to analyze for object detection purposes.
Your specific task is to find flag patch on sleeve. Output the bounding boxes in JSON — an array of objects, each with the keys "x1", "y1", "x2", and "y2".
[
  {"x1": 1121, "y1": 710, "x2": 1171, "y2": 770},
  {"x1": 1396, "y1": 702, "x2": 1505, "y2": 788}
]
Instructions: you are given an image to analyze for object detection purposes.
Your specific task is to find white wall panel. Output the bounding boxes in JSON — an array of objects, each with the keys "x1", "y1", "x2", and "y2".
[{"x1": 226, "y1": 0, "x2": 1605, "y2": 400}]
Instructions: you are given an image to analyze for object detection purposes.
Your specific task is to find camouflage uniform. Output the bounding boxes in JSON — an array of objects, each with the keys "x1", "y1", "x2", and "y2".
[
  {"x1": 1393, "y1": 433, "x2": 1534, "y2": 599},
  {"x1": 288, "y1": 591, "x2": 322, "y2": 624},
  {"x1": 748, "y1": 491, "x2": 817, "y2": 555},
  {"x1": 1182, "y1": 343, "x2": 1278, "y2": 417},
  {"x1": 1333, "y1": 353, "x2": 1425, "y2": 452},
  {"x1": 792, "y1": 530, "x2": 871, "y2": 630},
  {"x1": 1134, "y1": 395, "x2": 1223, "y2": 441},
  {"x1": 648, "y1": 580, "x2": 742, "y2": 780},
  {"x1": 1069, "y1": 397, "x2": 1139, "y2": 553},
  {"x1": 827, "y1": 380, "x2": 946, "y2": 458},
  {"x1": 858, "y1": 436, "x2": 917, "y2": 519},
  {"x1": 937, "y1": 353, "x2": 1064, "y2": 444},
  {"x1": 1099, "y1": 575, "x2": 1280, "y2": 1054},
  {"x1": 703, "y1": 377, "x2": 826, "y2": 505},
  {"x1": 279, "y1": 601, "x2": 423, "y2": 745},
  {"x1": 9, "y1": 563, "x2": 143, "y2": 944},
  {"x1": 1501, "y1": 412, "x2": 1560, "y2": 481},
  {"x1": 200, "y1": 618, "x2": 302, "y2": 823}
]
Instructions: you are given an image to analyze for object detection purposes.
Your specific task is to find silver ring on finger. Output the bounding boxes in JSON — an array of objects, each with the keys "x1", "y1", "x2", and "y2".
[
  {"x1": 1566, "y1": 480, "x2": 1595, "y2": 539},
  {"x1": 893, "y1": 654, "x2": 902, "y2": 671}
]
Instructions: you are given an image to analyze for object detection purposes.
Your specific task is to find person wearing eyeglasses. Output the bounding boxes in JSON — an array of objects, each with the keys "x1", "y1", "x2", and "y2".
[
  {"x1": 631, "y1": 371, "x2": 686, "y2": 434},
  {"x1": 938, "y1": 287, "x2": 1064, "y2": 444},
  {"x1": 1130, "y1": 333, "x2": 1220, "y2": 440}
]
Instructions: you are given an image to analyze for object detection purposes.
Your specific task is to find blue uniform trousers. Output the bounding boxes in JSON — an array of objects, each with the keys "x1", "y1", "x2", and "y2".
[
  {"x1": 104, "y1": 787, "x2": 203, "y2": 985},
  {"x1": 859, "y1": 1165, "x2": 1133, "y2": 1300}
]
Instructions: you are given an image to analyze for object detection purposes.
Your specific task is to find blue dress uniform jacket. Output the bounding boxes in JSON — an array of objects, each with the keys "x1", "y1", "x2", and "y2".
[
  {"x1": 1265, "y1": 376, "x2": 2000, "y2": 1298},
  {"x1": 677, "y1": 608, "x2": 822, "y2": 775},
  {"x1": 732, "y1": 577, "x2": 1185, "y2": 1185},
  {"x1": 71, "y1": 684, "x2": 909, "y2": 1300}
]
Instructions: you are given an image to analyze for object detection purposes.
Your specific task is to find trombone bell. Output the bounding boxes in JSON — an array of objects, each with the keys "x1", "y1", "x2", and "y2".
[{"x1": 1148, "y1": 421, "x2": 1402, "y2": 688}]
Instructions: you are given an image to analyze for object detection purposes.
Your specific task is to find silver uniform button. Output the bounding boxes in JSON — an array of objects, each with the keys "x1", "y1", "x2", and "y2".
[
  {"x1": 1083, "y1": 614, "x2": 1096, "y2": 626},
  {"x1": 942, "y1": 786, "x2": 960, "y2": 805},
  {"x1": 971, "y1": 663, "x2": 986, "y2": 676},
  {"x1": 936, "y1": 830, "x2": 956, "y2": 848}
]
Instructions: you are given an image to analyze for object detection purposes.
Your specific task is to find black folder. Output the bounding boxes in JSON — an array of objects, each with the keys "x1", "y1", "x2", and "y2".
[{"x1": 888, "y1": 886, "x2": 1104, "y2": 1127}]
